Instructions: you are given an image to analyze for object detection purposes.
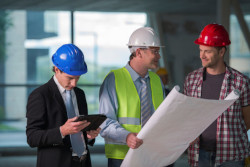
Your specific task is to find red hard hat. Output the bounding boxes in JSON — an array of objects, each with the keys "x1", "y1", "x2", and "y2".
[{"x1": 194, "y1": 23, "x2": 231, "y2": 47}]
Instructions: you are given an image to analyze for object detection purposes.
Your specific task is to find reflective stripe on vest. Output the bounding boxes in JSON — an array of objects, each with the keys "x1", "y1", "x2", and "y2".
[{"x1": 105, "y1": 67, "x2": 163, "y2": 159}]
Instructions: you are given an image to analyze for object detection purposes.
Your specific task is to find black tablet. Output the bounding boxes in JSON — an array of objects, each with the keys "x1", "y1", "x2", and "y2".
[{"x1": 74, "y1": 114, "x2": 107, "y2": 131}]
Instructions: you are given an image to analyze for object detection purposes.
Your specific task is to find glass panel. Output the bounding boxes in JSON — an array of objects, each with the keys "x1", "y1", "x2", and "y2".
[
  {"x1": 74, "y1": 12, "x2": 147, "y2": 84},
  {"x1": 0, "y1": 10, "x2": 71, "y2": 147},
  {"x1": 0, "y1": 10, "x2": 147, "y2": 147},
  {"x1": 78, "y1": 86, "x2": 99, "y2": 115},
  {"x1": 230, "y1": 15, "x2": 250, "y2": 78}
]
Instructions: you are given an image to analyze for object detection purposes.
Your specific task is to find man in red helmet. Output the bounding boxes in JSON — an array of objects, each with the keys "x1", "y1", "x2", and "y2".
[
  {"x1": 184, "y1": 23, "x2": 250, "y2": 167},
  {"x1": 26, "y1": 44, "x2": 100, "y2": 167}
]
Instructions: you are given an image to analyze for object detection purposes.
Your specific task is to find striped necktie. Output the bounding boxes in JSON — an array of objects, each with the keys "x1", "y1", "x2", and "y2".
[
  {"x1": 65, "y1": 90, "x2": 85, "y2": 157},
  {"x1": 140, "y1": 78, "x2": 151, "y2": 127}
]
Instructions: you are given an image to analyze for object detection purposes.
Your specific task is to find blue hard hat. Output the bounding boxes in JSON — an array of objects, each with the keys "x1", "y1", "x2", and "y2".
[{"x1": 52, "y1": 44, "x2": 88, "y2": 76}]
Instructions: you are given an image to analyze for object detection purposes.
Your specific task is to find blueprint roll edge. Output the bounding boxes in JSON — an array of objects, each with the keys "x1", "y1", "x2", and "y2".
[{"x1": 224, "y1": 89, "x2": 240, "y2": 100}]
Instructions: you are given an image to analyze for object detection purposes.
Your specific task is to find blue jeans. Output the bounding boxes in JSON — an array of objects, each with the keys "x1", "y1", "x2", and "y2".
[
  {"x1": 198, "y1": 148, "x2": 245, "y2": 167},
  {"x1": 108, "y1": 158, "x2": 123, "y2": 167}
]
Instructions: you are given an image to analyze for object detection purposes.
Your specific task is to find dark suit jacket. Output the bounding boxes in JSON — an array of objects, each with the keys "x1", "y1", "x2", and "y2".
[{"x1": 26, "y1": 77, "x2": 94, "y2": 167}]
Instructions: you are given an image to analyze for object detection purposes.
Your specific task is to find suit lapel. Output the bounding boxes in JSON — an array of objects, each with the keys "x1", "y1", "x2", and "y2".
[
  {"x1": 47, "y1": 77, "x2": 86, "y2": 118},
  {"x1": 48, "y1": 77, "x2": 68, "y2": 119}
]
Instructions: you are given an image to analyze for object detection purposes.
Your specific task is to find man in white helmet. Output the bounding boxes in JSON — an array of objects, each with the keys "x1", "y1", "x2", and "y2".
[{"x1": 99, "y1": 27, "x2": 167, "y2": 167}]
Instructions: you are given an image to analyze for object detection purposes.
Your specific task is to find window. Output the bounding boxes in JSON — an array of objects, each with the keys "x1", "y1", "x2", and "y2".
[
  {"x1": 230, "y1": 15, "x2": 250, "y2": 78},
  {"x1": 0, "y1": 10, "x2": 146, "y2": 146}
]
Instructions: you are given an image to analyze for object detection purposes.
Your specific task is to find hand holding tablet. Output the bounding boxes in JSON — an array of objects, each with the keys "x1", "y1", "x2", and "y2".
[{"x1": 74, "y1": 114, "x2": 107, "y2": 131}]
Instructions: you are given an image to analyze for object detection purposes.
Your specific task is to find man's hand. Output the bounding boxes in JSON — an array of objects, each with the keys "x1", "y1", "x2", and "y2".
[
  {"x1": 87, "y1": 128, "x2": 101, "y2": 139},
  {"x1": 60, "y1": 117, "x2": 90, "y2": 136},
  {"x1": 126, "y1": 133, "x2": 143, "y2": 149}
]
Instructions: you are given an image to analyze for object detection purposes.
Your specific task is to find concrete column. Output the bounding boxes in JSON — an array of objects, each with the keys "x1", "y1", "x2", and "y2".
[
  {"x1": 147, "y1": 13, "x2": 168, "y2": 69},
  {"x1": 5, "y1": 11, "x2": 27, "y2": 119},
  {"x1": 217, "y1": 0, "x2": 232, "y2": 64}
]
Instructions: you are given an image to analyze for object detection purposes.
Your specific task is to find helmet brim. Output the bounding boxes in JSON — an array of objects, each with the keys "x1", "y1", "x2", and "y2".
[
  {"x1": 127, "y1": 44, "x2": 165, "y2": 47},
  {"x1": 194, "y1": 39, "x2": 230, "y2": 47},
  {"x1": 52, "y1": 61, "x2": 88, "y2": 76}
]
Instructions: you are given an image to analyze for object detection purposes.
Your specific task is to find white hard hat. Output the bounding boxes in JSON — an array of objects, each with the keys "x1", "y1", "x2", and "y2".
[{"x1": 127, "y1": 27, "x2": 164, "y2": 53}]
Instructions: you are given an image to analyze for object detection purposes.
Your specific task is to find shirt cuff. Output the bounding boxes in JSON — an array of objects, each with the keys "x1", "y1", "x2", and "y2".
[
  {"x1": 59, "y1": 126, "x2": 65, "y2": 139},
  {"x1": 121, "y1": 130, "x2": 130, "y2": 143}
]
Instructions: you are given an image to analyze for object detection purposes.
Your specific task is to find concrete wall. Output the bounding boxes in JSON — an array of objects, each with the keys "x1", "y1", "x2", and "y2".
[
  {"x1": 5, "y1": 11, "x2": 27, "y2": 119},
  {"x1": 160, "y1": 14, "x2": 215, "y2": 91}
]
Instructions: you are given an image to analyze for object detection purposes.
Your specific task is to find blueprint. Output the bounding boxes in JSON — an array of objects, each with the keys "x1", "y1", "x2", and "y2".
[{"x1": 121, "y1": 86, "x2": 240, "y2": 167}]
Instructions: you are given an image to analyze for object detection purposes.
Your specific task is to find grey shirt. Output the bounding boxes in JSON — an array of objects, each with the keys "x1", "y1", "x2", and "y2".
[{"x1": 200, "y1": 71, "x2": 225, "y2": 151}]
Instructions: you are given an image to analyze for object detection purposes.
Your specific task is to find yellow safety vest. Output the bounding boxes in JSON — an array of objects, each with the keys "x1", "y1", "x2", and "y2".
[{"x1": 105, "y1": 67, "x2": 163, "y2": 159}]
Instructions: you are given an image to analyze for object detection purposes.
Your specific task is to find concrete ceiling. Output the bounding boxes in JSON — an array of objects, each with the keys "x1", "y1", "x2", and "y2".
[{"x1": 0, "y1": 0, "x2": 250, "y2": 15}]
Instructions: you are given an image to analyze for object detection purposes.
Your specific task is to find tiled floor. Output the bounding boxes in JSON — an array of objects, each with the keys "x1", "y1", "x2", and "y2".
[
  {"x1": 0, "y1": 153, "x2": 189, "y2": 167},
  {"x1": 2, "y1": 122, "x2": 250, "y2": 166},
  {"x1": 0, "y1": 130, "x2": 190, "y2": 167},
  {"x1": 0, "y1": 154, "x2": 108, "y2": 167}
]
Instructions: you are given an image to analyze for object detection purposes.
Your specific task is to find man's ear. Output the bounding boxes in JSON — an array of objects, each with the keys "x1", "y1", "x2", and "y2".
[
  {"x1": 54, "y1": 66, "x2": 62, "y2": 74},
  {"x1": 220, "y1": 47, "x2": 226, "y2": 57},
  {"x1": 54, "y1": 66, "x2": 59, "y2": 72},
  {"x1": 136, "y1": 48, "x2": 142, "y2": 58}
]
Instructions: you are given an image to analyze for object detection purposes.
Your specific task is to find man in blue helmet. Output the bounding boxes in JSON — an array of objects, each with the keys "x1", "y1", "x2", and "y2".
[{"x1": 26, "y1": 44, "x2": 100, "y2": 167}]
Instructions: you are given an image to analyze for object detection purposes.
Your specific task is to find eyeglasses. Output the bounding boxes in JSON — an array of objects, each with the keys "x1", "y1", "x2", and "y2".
[
  {"x1": 149, "y1": 49, "x2": 160, "y2": 55},
  {"x1": 140, "y1": 48, "x2": 160, "y2": 55}
]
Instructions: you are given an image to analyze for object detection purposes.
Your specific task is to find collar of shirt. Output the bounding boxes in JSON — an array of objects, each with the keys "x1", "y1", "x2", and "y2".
[
  {"x1": 125, "y1": 63, "x2": 149, "y2": 82},
  {"x1": 53, "y1": 75, "x2": 77, "y2": 104},
  {"x1": 201, "y1": 63, "x2": 232, "y2": 82},
  {"x1": 53, "y1": 75, "x2": 65, "y2": 95}
]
